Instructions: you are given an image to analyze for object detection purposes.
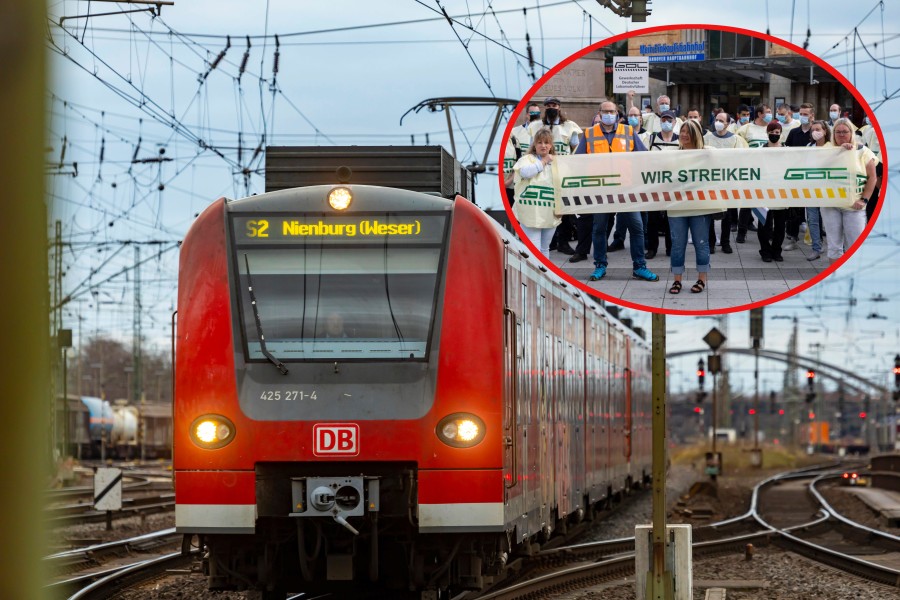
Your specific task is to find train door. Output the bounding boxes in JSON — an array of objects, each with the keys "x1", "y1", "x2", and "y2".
[
  {"x1": 555, "y1": 294, "x2": 568, "y2": 519},
  {"x1": 599, "y1": 318, "x2": 610, "y2": 500},
  {"x1": 585, "y1": 315, "x2": 599, "y2": 503},
  {"x1": 503, "y1": 256, "x2": 523, "y2": 517},
  {"x1": 624, "y1": 337, "x2": 633, "y2": 479},
  {"x1": 538, "y1": 288, "x2": 553, "y2": 529},
  {"x1": 571, "y1": 307, "x2": 585, "y2": 514}
]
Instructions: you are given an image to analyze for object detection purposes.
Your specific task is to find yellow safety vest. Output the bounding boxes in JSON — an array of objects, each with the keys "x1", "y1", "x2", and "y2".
[{"x1": 583, "y1": 123, "x2": 635, "y2": 153}]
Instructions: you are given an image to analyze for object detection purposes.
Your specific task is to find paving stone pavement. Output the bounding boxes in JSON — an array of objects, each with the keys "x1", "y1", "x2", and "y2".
[{"x1": 549, "y1": 222, "x2": 829, "y2": 311}]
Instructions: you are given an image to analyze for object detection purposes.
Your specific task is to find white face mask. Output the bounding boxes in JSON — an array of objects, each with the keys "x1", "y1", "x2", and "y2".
[
  {"x1": 829, "y1": 110, "x2": 840, "y2": 120},
  {"x1": 658, "y1": 103, "x2": 670, "y2": 113},
  {"x1": 660, "y1": 121, "x2": 674, "y2": 132},
  {"x1": 799, "y1": 115, "x2": 810, "y2": 125},
  {"x1": 811, "y1": 130, "x2": 825, "y2": 141},
  {"x1": 714, "y1": 121, "x2": 726, "y2": 132}
]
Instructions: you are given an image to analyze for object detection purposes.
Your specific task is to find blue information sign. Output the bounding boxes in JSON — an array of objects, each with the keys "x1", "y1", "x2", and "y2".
[{"x1": 647, "y1": 53, "x2": 705, "y2": 63}]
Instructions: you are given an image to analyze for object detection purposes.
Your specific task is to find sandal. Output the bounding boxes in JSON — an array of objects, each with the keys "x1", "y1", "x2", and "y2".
[
  {"x1": 691, "y1": 279, "x2": 706, "y2": 293},
  {"x1": 669, "y1": 280, "x2": 682, "y2": 294}
]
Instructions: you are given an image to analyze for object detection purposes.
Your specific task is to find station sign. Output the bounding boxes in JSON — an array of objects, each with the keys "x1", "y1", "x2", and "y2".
[{"x1": 639, "y1": 41, "x2": 706, "y2": 63}]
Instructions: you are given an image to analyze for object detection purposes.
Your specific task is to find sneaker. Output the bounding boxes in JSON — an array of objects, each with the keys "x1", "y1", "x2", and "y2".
[
  {"x1": 589, "y1": 265, "x2": 607, "y2": 281},
  {"x1": 607, "y1": 240, "x2": 625, "y2": 252},
  {"x1": 807, "y1": 253, "x2": 820, "y2": 261},
  {"x1": 783, "y1": 240, "x2": 799, "y2": 251},
  {"x1": 645, "y1": 250, "x2": 657, "y2": 260},
  {"x1": 721, "y1": 245, "x2": 733, "y2": 254},
  {"x1": 569, "y1": 253, "x2": 588, "y2": 263},
  {"x1": 736, "y1": 233, "x2": 746, "y2": 244},
  {"x1": 632, "y1": 266, "x2": 659, "y2": 282},
  {"x1": 557, "y1": 243, "x2": 576, "y2": 255}
]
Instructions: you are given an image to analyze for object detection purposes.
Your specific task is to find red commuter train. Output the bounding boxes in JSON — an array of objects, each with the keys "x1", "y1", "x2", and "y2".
[{"x1": 174, "y1": 178, "x2": 652, "y2": 598}]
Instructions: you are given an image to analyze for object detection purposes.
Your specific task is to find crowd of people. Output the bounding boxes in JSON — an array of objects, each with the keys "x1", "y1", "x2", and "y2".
[{"x1": 504, "y1": 94, "x2": 882, "y2": 294}]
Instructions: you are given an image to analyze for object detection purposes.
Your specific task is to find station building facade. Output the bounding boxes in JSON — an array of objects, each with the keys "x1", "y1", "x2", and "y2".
[{"x1": 527, "y1": 28, "x2": 863, "y2": 129}]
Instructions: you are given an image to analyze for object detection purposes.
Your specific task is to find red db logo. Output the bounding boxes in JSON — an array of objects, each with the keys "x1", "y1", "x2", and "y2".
[{"x1": 313, "y1": 424, "x2": 359, "y2": 456}]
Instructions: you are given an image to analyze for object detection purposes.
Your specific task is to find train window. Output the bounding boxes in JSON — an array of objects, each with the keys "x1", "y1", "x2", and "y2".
[{"x1": 231, "y1": 213, "x2": 448, "y2": 361}]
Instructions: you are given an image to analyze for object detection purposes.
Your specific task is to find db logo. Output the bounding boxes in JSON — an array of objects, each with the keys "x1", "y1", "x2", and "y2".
[{"x1": 313, "y1": 423, "x2": 359, "y2": 456}]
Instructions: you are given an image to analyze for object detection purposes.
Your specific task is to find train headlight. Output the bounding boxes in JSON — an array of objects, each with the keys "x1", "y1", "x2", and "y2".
[
  {"x1": 189, "y1": 414, "x2": 236, "y2": 449},
  {"x1": 328, "y1": 187, "x2": 353, "y2": 210},
  {"x1": 436, "y1": 413, "x2": 486, "y2": 448}
]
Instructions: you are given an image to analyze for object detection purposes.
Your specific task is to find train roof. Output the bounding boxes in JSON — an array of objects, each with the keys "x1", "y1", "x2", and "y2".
[{"x1": 226, "y1": 184, "x2": 454, "y2": 214}]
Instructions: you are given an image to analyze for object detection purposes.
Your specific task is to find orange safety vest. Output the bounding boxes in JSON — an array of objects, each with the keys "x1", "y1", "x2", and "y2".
[{"x1": 583, "y1": 123, "x2": 635, "y2": 153}]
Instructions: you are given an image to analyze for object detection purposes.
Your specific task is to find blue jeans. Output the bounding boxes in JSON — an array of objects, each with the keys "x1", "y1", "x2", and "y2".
[
  {"x1": 592, "y1": 213, "x2": 647, "y2": 269},
  {"x1": 613, "y1": 212, "x2": 650, "y2": 245},
  {"x1": 668, "y1": 214, "x2": 711, "y2": 275},
  {"x1": 806, "y1": 207, "x2": 822, "y2": 253}
]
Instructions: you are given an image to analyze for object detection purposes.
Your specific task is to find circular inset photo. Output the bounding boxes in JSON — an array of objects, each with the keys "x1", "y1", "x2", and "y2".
[{"x1": 500, "y1": 25, "x2": 886, "y2": 314}]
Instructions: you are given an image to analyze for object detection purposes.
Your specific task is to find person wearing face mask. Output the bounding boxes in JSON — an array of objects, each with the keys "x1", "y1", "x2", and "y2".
[
  {"x1": 667, "y1": 120, "x2": 721, "y2": 295},
  {"x1": 800, "y1": 120, "x2": 833, "y2": 261},
  {"x1": 827, "y1": 103, "x2": 842, "y2": 128},
  {"x1": 783, "y1": 103, "x2": 816, "y2": 251},
  {"x1": 528, "y1": 97, "x2": 583, "y2": 255},
  {"x1": 702, "y1": 112, "x2": 748, "y2": 254},
  {"x1": 643, "y1": 110, "x2": 681, "y2": 257},
  {"x1": 639, "y1": 94, "x2": 683, "y2": 135},
  {"x1": 736, "y1": 103, "x2": 773, "y2": 148},
  {"x1": 648, "y1": 111, "x2": 680, "y2": 151},
  {"x1": 511, "y1": 103, "x2": 541, "y2": 156},
  {"x1": 574, "y1": 99, "x2": 659, "y2": 283},
  {"x1": 755, "y1": 121, "x2": 789, "y2": 263},
  {"x1": 775, "y1": 103, "x2": 800, "y2": 141},
  {"x1": 820, "y1": 118, "x2": 876, "y2": 262},
  {"x1": 785, "y1": 103, "x2": 815, "y2": 147},
  {"x1": 729, "y1": 104, "x2": 751, "y2": 134}
]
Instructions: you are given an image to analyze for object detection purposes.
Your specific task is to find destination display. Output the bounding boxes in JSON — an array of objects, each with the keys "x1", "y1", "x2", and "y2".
[{"x1": 231, "y1": 213, "x2": 447, "y2": 245}]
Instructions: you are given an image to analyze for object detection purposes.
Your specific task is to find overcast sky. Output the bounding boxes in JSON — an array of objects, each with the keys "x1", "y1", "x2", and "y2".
[{"x1": 47, "y1": 0, "x2": 899, "y2": 396}]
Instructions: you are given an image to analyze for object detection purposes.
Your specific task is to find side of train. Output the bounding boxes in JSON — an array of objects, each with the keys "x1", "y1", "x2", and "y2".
[
  {"x1": 174, "y1": 150, "x2": 652, "y2": 598},
  {"x1": 55, "y1": 395, "x2": 172, "y2": 459}
]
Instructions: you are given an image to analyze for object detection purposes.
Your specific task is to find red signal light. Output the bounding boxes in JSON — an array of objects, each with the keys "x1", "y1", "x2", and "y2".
[
  {"x1": 693, "y1": 406, "x2": 702, "y2": 413},
  {"x1": 778, "y1": 409, "x2": 785, "y2": 415},
  {"x1": 806, "y1": 370, "x2": 815, "y2": 379},
  {"x1": 842, "y1": 472, "x2": 849, "y2": 479},
  {"x1": 748, "y1": 408, "x2": 756, "y2": 415},
  {"x1": 859, "y1": 412, "x2": 867, "y2": 419}
]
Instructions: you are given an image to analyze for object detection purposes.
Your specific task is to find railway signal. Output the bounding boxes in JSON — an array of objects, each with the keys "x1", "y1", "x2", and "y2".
[
  {"x1": 697, "y1": 358, "x2": 706, "y2": 389},
  {"x1": 893, "y1": 355, "x2": 900, "y2": 401},
  {"x1": 769, "y1": 391, "x2": 776, "y2": 414},
  {"x1": 805, "y1": 369, "x2": 816, "y2": 403}
]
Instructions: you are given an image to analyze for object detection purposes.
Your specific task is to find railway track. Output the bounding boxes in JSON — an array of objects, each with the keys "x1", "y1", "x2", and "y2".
[
  {"x1": 44, "y1": 528, "x2": 183, "y2": 597},
  {"x1": 755, "y1": 469, "x2": 900, "y2": 587},
  {"x1": 459, "y1": 461, "x2": 899, "y2": 599},
  {"x1": 50, "y1": 462, "x2": 900, "y2": 599},
  {"x1": 44, "y1": 492, "x2": 175, "y2": 527}
]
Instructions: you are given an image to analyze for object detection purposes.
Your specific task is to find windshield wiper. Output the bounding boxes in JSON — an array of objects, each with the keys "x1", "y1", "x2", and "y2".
[{"x1": 244, "y1": 254, "x2": 288, "y2": 375}]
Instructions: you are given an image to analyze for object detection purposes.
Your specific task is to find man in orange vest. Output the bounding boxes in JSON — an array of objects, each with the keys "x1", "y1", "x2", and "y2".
[{"x1": 574, "y1": 100, "x2": 658, "y2": 282}]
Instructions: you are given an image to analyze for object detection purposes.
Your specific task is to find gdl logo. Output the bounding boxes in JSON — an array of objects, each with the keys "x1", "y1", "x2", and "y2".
[
  {"x1": 561, "y1": 174, "x2": 621, "y2": 188},
  {"x1": 783, "y1": 168, "x2": 848, "y2": 181}
]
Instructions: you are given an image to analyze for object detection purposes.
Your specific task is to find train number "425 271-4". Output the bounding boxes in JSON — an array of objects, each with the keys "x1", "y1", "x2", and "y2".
[{"x1": 260, "y1": 390, "x2": 317, "y2": 401}]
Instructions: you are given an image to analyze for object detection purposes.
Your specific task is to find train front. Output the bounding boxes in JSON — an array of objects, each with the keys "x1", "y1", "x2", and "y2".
[{"x1": 174, "y1": 182, "x2": 507, "y2": 597}]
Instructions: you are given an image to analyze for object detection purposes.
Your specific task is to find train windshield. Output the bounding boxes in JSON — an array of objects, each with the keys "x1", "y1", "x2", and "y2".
[{"x1": 231, "y1": 212, "x2": 449, "y2": 361}]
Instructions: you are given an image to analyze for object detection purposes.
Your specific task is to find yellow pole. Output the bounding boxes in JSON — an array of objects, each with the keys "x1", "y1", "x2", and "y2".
[{"x1": 646, "y1": 313, "x2": 674, "y2": 599}]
